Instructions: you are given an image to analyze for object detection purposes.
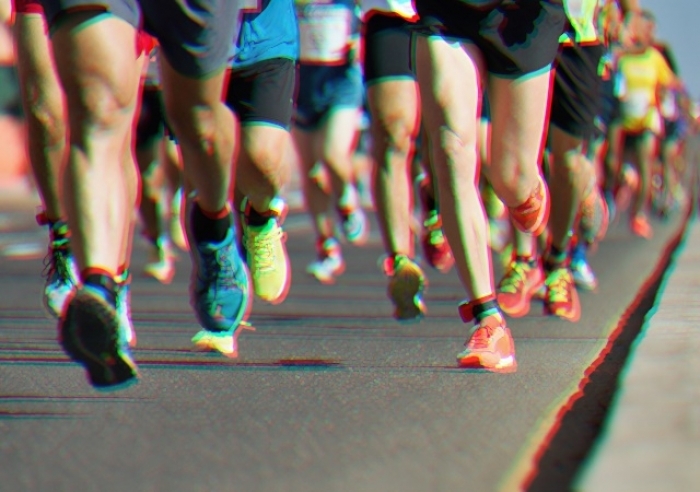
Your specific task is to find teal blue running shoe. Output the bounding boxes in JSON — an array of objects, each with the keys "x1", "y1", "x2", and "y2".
[{"x1": 190, "y1": 226, "x2": 251, "y2": 332}]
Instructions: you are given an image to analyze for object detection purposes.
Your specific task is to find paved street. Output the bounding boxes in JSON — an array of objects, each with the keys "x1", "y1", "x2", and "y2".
[{"x1": 0, "y1": 187, "x2": 690, "y2": 492}]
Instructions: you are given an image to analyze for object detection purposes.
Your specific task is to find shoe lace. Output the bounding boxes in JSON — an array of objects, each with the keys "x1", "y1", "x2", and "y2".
[
  {"x1": 498, "y1": 261, "x2": 530, "y2": 294},
  {"x1": 546, "y1": 268, "x2": 573, "y2": 303},
  {"x1": 200, "y1": 246, "x2": 239, "y2": 290},
  {"x1": 246, "y1": 224, "x2": 284, "y2": 273},
  {"x1": 467, "y1": 324, "x2": 497, "y2": 350},
  {"x1": 42, "y1": 238, "x2": 72, "y2": 283}
]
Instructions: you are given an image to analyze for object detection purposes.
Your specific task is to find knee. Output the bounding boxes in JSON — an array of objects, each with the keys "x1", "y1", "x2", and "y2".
[
  {"x1": 25, "y1": 83, "x2": 66, "y2": 145},
  {"x1": 372, "y1": 110, "x2": 418, "y2": 158},
  {"x1": 165, "y1": 101, "x2": 222, "y2": 155},
  {"x1": 72, "y1": 81, "x2": 135, "y2": 136}
]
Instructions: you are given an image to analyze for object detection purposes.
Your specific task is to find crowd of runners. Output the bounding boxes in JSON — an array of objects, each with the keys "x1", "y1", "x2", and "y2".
[{"x1": 1, "y1": 0, "x2": 696, "y2": 389}]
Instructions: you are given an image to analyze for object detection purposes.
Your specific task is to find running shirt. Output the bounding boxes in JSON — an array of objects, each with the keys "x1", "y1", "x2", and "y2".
[
  {"x1": 560, "y1": 0, "x2": 601, "y2": 45},
  {"x1": 230, "y1": 0, "x2": 299, "y2": 69},
  {"x1": 358, "y1": 0, "x2": 416, "y2": 20},
  {"x1": 295, "y1": 0, "x2": 358, "y2": 66},
  {"x1": 616, "y1": 47, "x2": 675, "y2": 133}
]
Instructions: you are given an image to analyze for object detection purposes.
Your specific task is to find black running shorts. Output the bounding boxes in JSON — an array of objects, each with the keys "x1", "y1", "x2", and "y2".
[
  {"x1": 362, "y1": 11, "x2": 416, "y2": 85},
  {"x1": 40, "y1": 0, "x2": 238, "y2": 77},
  {"x1": 226, "y1": 58, "x2": 297, "y2": 131},
  {"x1": 550, "y1": 43, "x2": 605, "y2": 140},
  {"x1": 413, "y1": 0, "x2": 566, "y2": 77}
]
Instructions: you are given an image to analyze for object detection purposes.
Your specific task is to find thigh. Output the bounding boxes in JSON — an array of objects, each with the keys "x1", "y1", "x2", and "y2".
[
  {"x1": 414, "y1": 34, "x2": 484, "y2": 145},
  {"x1": 14, "y1": 12, "x2": 60, "y2": 99},
  {"x1": 49, "y1": 11, "x2": 141, "y2": 126},
  {"x1": 320, "y1": 107, "x2": 361, "y2": 160}
]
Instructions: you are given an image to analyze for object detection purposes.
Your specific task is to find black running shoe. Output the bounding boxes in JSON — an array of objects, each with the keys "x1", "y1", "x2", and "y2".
[{"x1": 59, "y1": 286, "x2": 138, "y2": 389}]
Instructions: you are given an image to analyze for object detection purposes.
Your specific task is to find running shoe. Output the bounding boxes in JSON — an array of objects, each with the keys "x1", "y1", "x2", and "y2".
[
  {"x1": 59, "y1": 286, "x2": 138, "y2": 388},
  {"x1": 421, "y1": 211, "x2": 454, "y2": 273},
  {"x1": 570, "y1": 241, "x2": 598, "y2": 291},
  {"x1": 242, "y1": 199, "x2": 290, "y2": 304},
  {"x1": 190, "y1": 225, "x2": 251, "y2": 332},
  {"x1": 38, "y1": 216, "x2": 79, "y2": 318},
  {"x1": 307, "y1": 237, "x2": 345, "y2": 284},
  {"x1": 497, "y1": 258, "x2": 545, "y2": 318},
  {"x1": 579, "y1": 188, "x2": 609, "y2": 245},
  {"x1": 115, "y1": 276, "x2": 136, "y2": 348},
  {"x1": 571, "y1": 259, "x2": 598, "y2": 291},
  {"x1": 544, "y1": 267, "x2": 581, "y2": 322},
  {"x1": 509, "y1": 176, "x2": 549, "y2": 236},
  {"x1": 143, "y1": 237, "x2": 176, "y2": 284},
  {"x1": 384, "y1": 254, "x2": 426, "y2": 322},
  {"x1": 191, "y1": 321, "x2": 255, "y2": 358},
  {"x1": 630, "y1": 213, "x2": 653, "y2": 239},
  {"x1": 456, "y1": 307, "x2": 516, "y2": 373},
  {"x1": 338, "y1": 205, "x2": 369, "y2": 245}
]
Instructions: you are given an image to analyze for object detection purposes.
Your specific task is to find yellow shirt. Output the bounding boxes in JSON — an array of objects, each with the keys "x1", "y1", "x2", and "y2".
[{"x1": 617, "y1": 47, "x2": 675, "y2": 134}]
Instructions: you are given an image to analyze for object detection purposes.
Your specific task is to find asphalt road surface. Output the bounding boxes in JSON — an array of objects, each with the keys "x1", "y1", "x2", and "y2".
[{"x1": 0, "y1": 192, "x2": 688, "y2": 492}]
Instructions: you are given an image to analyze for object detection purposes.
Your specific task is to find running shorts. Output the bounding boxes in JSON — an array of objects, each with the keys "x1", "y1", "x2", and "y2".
[
  {"x1": 362, "y1": 11, "x2": 416, "y2": 85},
  {"x1": 413, "y1": 0, "x2": 566, "y2": 77},
  {"x1": 226, "y1": 57, "x2": 297, "y2": 131},
  {"x1": 293, "y1": 63, "x2": 363, "y2": 131},
  {"x1": 550, "y1": 42, "x2": 605, "y2": 140},
  {"x1": 39, "y1": 0, "x2": 238, "y2": 77}
]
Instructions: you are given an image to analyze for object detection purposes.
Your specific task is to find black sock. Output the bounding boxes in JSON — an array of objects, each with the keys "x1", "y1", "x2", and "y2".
[
  {"x1": 246, "y1": 207, "x2": 270, "y2": 227},
  {"x1": 546, "y1": 245, "x2": 568, "y2": 270},
  {"x1": 515, "y1": 255, "x2": 538, "y2": 268},
  {"x1": 84, "y1": 274, "x2": 117, "y2": 307},
  {"x1": 191, "y1": 203, "x2": 231, "y2": 244}
]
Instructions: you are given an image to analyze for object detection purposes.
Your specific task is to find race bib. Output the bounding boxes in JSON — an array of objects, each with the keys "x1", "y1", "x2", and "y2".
[
  {"x1": 622, "y1": 89, "x2": 651, "y2": 120},
  {"x1": 298, "y1": 5, "x2": 352, "y2": 63}
]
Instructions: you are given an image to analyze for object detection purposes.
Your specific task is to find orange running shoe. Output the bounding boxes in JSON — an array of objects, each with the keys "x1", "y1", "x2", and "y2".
[
  {"x1": 630, "y1": 214, "x2": 653, "y2": 239},
  {"x1": 509, "y1": 176, "x2": 549, "y2": 236},
  {"x1": 544, "y1": 267, "x2": 581, "y2": 322},
  {"x1": 497, "y1": 258, "x2": 545, "y2": 318},
  {"x1": 457, "y1": 300, "x2": 517, "y2": 372}
]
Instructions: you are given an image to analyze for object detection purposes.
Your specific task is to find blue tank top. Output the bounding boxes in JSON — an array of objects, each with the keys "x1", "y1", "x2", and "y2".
[{"x1": 230, "y1": 0, "x2": 300, "y2": 69}]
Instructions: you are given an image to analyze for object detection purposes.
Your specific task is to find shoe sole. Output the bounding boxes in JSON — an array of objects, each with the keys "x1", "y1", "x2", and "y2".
[
  {"x1": 192, "y1": 322, "x2": 256, "y2": 358},
  {"x1": 388, "y1": 266, "x2": 426, "y2": 322},
  {"x1": 59, "y1": 290, "x2": 138, "y2": 388},
  {"x1": 143, "y1": 265, "x2": 175, "y2": 284},
  {"x1": 457, "y1": 354, "x2": 518, "y2": 373},
  {"x1": 307, "y1": 263, "x2": 345, "y2": 285}
]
